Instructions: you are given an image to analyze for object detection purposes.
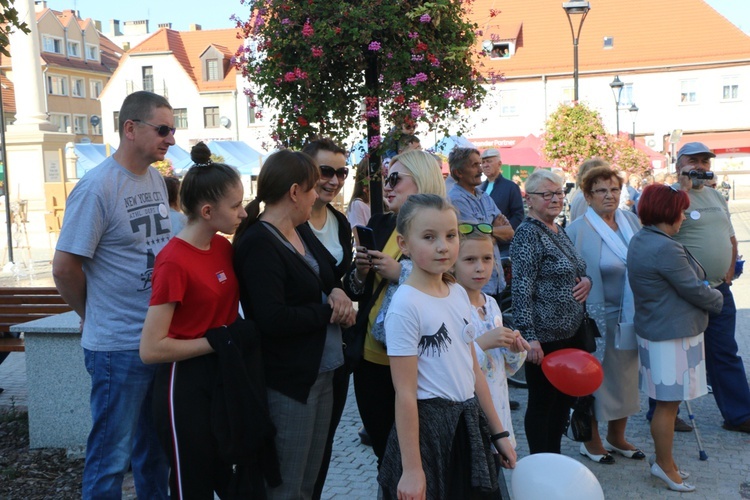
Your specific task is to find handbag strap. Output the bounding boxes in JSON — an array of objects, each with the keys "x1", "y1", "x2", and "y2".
[{"x1": 528, "y1": 219, "x2": 590, "y2": 314}]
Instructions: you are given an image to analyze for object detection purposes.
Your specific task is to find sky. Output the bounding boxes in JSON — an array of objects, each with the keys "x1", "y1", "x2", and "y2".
[{"x1": 41, "y1": 0, "x2": 750, "y2": 35}]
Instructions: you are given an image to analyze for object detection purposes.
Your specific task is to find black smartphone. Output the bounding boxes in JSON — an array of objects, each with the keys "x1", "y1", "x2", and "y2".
[{"x1": 355, "y1": 225, "x2": 376, "y2": 250}]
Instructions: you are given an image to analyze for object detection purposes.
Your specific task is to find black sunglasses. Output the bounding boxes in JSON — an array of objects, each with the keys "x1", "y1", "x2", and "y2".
[
  {"x1": 384, "y1": 171, "x2": 413, "y2": 189},
  {"x1": 133, "y1": 119, "x2": 176, "y2": 137},
  {"x1": 458, "y1": 223, "x2": 493, "y2": 235},
  {"x1": 320, "y1": 165, "x2": 349, "y2": 181}
]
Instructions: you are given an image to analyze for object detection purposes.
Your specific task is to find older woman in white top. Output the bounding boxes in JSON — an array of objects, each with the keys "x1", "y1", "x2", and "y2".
[{"x1": 567, "y1": 166, "x2": 643, "y2": 466}]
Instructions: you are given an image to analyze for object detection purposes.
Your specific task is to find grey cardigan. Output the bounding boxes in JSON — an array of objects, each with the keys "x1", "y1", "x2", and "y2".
[
  {"x1": 627, "y1": 226, "x2": 723, "y2": 342},
  {"x1": 567, "y1": 209, "x2": 641, "y2": 334}
]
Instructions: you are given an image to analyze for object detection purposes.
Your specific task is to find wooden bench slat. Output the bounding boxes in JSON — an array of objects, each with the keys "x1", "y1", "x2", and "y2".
[
  {"x1": 0, "y1": 337, "x2": 25, "y2": 352},
  {"x1": 0, "y1": 295, "x2": 67, "y2": 304},
  {"x1": 0, "y1": 304, "x2": 72, "y2": 314},
  {"x1": 0, "y1": 287, "x2": 61, "y2": 295}
]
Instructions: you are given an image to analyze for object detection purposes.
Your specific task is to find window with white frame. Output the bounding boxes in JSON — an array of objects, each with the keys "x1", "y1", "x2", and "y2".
[
  {"x1": 47, "y1": 74, "x2": 68, "y2": 95},
  {"x1": 173, "y1": 108, "x2": 188, "y2": 129},
  {"x1": 42, "y1": 35, "x2": 63, "y2": 54},
  {"x1": 722, "y1": 76, "x2": 739, "y2": 101},
  {"x1": 247, "y1": 95, "x2": 263, "y2": 125},
  {"x1": 73, "y1": 115, "x2": 88, "y2": 135},
  {"x1": 680, "y1": 79, "x2": 698, "y2": 104},
  {"x1": 67, "y1": 40, "x2": 81, "y2": 58},
  {"x1": 90, "y1": 80, "x2": 103, "y2": 99},
  {"x1": 113, "y1": 111, "x2": 120, "y2": 133},
  {"x1": 72, "y1": 77, "x2": 85, "y2": 98},
  {"x1": 91, "y1": 120, "x2": 102, "y2": 136},
  {"x1": 619, "y1": 83, "x2": 634, "y2": 107},
  {"x1": 206, "y1": 59, "x2": 221, "y2": 81},
  {"x1": 86, "y1": 44, "x2": 99, "y2": 61},
  {"x1": 204, "y1": 106, "x2": 220, "y2": 128},
  {"x1": 48, "y1": 113, "x2": 71, "y2": 133},
  {"x1": 499, "y1": 90, "x2": 518, "y2": 116}
]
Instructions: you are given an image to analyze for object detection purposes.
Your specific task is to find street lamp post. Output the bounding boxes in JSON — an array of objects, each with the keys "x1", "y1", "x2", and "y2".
[
  {"x1": 609, "y1": 75, "x2": 624, "y2": 136},
  {"x1": 629, "y1": 103, "x2": 639, "y2": 145},
  {"x1": 562, "y1": 1, "x2": 591, "y2": 102}
]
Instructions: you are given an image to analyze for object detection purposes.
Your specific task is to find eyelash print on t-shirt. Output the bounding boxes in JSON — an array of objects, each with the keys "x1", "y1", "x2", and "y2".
[{"x1": 418, "y1": 323, "x2": 452, "y2": 356}]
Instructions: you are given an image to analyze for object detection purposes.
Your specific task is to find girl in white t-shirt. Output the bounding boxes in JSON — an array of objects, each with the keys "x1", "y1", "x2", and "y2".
[
  {"x1": 378, "y1": 194, "x2": 516, "y2": 500},
  {"x1": 453, "y1": 226, "x2": 529, "y2": 449}
]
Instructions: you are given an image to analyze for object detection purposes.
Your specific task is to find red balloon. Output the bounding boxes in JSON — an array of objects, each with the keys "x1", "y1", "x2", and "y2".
[{"x1": 541, "y1": 348, "x2": 604, "y2": 397}]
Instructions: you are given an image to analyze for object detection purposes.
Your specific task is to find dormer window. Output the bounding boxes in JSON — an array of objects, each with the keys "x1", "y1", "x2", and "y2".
[
  {"x1": 200, "y1": 46, "x2": 228, "y2": 81},
  {"x1": 489, "y1": 42, "x2": 514, "y2": 59},
  {"x1": 603, "y1": 37, "x2": 614, "y2": 49}
]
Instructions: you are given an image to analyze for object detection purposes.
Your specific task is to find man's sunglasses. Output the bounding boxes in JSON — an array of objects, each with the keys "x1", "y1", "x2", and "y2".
[
  {"x1": 320, "y1": 165, "x2": 349, "y2": 181},
  {"x1": 133, "y1": 119, "x2": 176, "y2": 137},
  {"x1": 458, "y1": 223, "x2": 493, "y2": 235},
  {"x1": 384, "y1": 171, "x2": 413, "y2": 189}
]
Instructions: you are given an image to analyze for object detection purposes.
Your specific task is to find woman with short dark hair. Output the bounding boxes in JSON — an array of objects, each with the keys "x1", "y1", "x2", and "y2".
[{"x1": 628, "y1": 184, "x2": 723, "y2": 492}]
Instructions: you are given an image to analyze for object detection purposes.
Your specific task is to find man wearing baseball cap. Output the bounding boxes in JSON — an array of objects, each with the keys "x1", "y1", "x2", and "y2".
[
  {"x1": 479, "y1": 148, "x2": 525, "y2": 257},
  {"x1": 671, "y1": 141, "x2": 750, "y2": 433}
]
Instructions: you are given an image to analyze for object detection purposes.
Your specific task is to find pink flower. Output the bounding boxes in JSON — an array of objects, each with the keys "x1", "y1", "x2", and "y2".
[
  {"x1": 302, "y1": 19, "x2": 314, "y2": 37},
  {"x1": 369, "y1": 135, "x2": 382, "y2": 148},
  {"x1": 408, "y1": 32, "x2": 419, "y2": 39},
  {"x1": 284, "y1": 72, "x2": 297, "y2": 82},
  {"x1": 420, "y1": 13, "x2": 431, "y2": 23},
  {"x1": 281, "y1": 18, "x2": 290, "y2": 25},
  {"x1": 311, "y1": 46, "x2": 324, "y2": 57},
  {"x1": 368, "y1": 41, "x2": 382, "y2": 51}
]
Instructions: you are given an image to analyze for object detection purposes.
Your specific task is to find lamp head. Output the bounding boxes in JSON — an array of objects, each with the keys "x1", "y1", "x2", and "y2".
[{"x1": 562, "y1": 0, "x2": 591, "y2": 15}]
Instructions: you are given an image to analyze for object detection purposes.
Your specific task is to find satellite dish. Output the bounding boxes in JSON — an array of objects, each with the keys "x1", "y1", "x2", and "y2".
[{"x1": 220, "y1": 116, "x2": 231, "y2": 128}]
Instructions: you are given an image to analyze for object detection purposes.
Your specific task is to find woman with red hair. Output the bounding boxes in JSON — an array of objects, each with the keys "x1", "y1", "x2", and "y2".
[{"x1": 627, "y1": 184, "x2": 723, "y2": 492}]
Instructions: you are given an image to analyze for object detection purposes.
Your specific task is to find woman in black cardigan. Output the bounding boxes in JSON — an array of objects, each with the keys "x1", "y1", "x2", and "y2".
[{"x1": 233, "y1": 150, "x2": 356, "y2": 499}]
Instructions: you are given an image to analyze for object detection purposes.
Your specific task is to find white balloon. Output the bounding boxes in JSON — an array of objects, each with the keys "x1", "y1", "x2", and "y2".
[{"x1": 511, "y1": 453, "x2": 604, "y2": 500}]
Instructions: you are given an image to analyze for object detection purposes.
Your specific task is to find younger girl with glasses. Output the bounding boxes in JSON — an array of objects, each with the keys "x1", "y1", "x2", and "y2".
[
  {"x1": 453, "y1": 224, "x2": 529, "y2": 451},
  {"x1": 378, "y1": 194, "x2": 515, "y2": 500},
  {"x1": 141, "y1": 142, "x2": 277, "y2": 498}
]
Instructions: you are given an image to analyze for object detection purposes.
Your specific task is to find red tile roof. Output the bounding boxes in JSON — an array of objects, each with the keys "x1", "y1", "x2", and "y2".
[
  {"x1": 469, "y1": 0, "x2": 750, "y2": 79},
  {"x1": 126, "y1": 28, "x2": 241, "y2": 92}
]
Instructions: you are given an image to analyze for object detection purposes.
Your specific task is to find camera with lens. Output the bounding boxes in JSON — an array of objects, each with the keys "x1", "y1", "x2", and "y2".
[{"x1": 683, "y1": 170, "x2": 714, "y2": 180}]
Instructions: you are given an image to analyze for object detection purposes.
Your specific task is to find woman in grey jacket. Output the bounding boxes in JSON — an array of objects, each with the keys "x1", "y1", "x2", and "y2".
[{"x1": 627, "y1": 184, "x2": 723, "y2": 493}]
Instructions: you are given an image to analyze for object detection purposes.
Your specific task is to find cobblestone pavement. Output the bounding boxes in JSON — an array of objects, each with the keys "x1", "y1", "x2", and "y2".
[{"x1": 3, "y1": 203, "x2": 750, "y2": 498}]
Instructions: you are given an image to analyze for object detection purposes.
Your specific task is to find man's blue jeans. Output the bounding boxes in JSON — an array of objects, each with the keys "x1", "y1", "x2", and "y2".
[{"x1": 83, "y1": 349, "x2": 168, "y2": 500}]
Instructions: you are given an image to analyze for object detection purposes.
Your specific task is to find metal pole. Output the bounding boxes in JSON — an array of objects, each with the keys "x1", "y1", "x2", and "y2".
[
  {"x1": 0, "y1": 74, "x2": 13, "y2": 264},
  {"x1": 573, "y1": 38, "x2": 579, "y2": 102},
  {"x1": 365, "y1": 51, "x2": 383, "y2": 215}
]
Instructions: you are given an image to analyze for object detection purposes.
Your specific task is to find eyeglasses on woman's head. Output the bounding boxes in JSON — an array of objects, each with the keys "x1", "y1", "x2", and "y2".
[{"x1": 458, "y1": 223, "x2": 493, "y2": 235}]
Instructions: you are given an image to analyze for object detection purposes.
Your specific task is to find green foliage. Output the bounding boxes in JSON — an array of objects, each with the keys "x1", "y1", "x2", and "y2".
[
  {"x1": 0, "y1": 1, "x2": 30, "y2": 58},
  {"x1": 609, "y1": 135, "x2": 651, "y2": 176},
  {"x1": 234, "y1": 0, "x2": 486, "y2": 149},
  {"x1": 543, "y1": 102, "x2": 651, "y2": 177}
]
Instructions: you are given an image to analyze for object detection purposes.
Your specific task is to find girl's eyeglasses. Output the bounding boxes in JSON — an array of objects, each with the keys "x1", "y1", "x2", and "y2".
[
  {"x1": 384, "y1": 171, "x2": 413, "y2": 189},
  {"x1": 320, "y1": 165, "x2": 349, "y2": 181},
  {"x1": 132, "y1": 119, "x2": 176, "y2": 137},
  {"x1": 458, "y1": 223, "x2": 493, "y2": 235}
]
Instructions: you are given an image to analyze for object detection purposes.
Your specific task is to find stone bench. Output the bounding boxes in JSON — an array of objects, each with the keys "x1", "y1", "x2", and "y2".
[{"x1": 10, "y1": 311, "x2": 89, "y2": 454}]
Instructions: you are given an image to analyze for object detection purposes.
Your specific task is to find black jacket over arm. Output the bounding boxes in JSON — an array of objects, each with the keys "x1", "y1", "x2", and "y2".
[{"x1": 234, "y1": 221, "x2": 339, "y2": 403}]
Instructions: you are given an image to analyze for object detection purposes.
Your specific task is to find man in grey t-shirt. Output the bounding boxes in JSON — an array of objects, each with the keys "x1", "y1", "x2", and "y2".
[{"x1": 53, "y1": 91, "x2": 174, "y2": 499}]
